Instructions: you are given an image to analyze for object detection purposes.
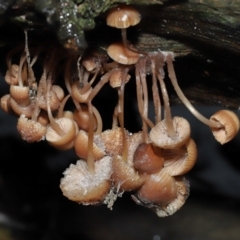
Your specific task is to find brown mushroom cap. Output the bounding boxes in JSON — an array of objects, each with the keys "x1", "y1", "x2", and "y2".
[
  {"x1": 111, "y1": 132, "x2": 146, "y2": 191},
  {"x1": 100, "y1": 127, "x2": 127, "y2": 156},
  {"x1": 163, "y1": 138, "x2": 198, "y2": 176},
  {"x1": 109, "y1": 69, "x2": 131, "y2": 88},
  {"x1": 17, "y1": 114, "x2": 47, "y2": 143},
  {"x1": 210, "y1": 110, "x2": 240, "y2": 144},
  {"x1": 106, "y1": 5, "x2": 141, "y2": 29},
  {"x1": 150, "y1": 116, "x2": 191, "y2": 149},
  {"x1": 107, "y1": 42, "x2": 140, "y2": 65},
  {"x1": 46, "y1": 117, "x2": 76, "y2": 150},
  {"x1": 60, "y1": 156, "x2": 112, "y2": 204},
  {"x1": 133, "y1": 143, "x2": 164, "y2": 174},
  {"x1": 156, "y1": 176, "x2": 190, "y2": 217},
  {"x1": 136, "y1": 169, "x2": 178, "y2": 205},
  {"x1": 74, "y1": 130, "x2": 105, "y2": 160}
]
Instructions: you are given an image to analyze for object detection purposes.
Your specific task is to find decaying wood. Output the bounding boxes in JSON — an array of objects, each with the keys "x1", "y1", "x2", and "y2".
[{"x1": 1, "y1": 0, "x2": 240, "y2": 108}]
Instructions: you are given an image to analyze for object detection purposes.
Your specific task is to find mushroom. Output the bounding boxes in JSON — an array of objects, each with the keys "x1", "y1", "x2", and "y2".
[
  {"x1": 60, "y1": 156, "x2": 112, "y2": 205},
  {"x1": 210, "y1": 110, "x2": 240, "y2": 144},
  {"x1": 107, "y1": 42, "x2": 140, "y2": 65},
  {"x1": 111, "y1": 132, "x2": 146, "y2": 191},
  {"x1": 163, "y1": 138, "x2": 198, "y2": 176},
  {"x1": 106, "y1": 5, "x2": 141, "y2": 51},
  {"x1": 132, "y1": 173, "x2": 190, "y2": 217},
  {"x1": 133, "y1": 143, "x2": 164, "y2": 174},
  {"x1": 150, "y1": 116, "x2": 191, "y2": 149}
]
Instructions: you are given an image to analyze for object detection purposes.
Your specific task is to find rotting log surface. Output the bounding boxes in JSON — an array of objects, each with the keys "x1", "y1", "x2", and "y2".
[{"x1": 0, "y1": 0, "x2": 240, "y2": 108}]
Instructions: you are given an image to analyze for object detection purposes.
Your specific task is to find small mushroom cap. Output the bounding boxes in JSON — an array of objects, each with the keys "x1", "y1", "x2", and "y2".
[
  {"x1": 74, "y1": 130, "x2": 105, "y2": 160},
  {"x1": 100, "y1": 127, "x2": 127, "y2": 156},
  {"x1": 10, "y1": 85, "x2": 29, "y2": 104},
  {"x1": 60, "y1": 156, "x2": 112, "y2": 204},
  {"x1": 156, "y1": 176, "x2": 190, "y2": 217},
  {"x1": 163, "y1": 138, "x2": 197, "y2": 176},
  {"x1": 210, "y1": 110, "x2": 240, "y2": 144},
  {"x1": 150, "y1": 117, "x2": 191, "y2": 149},
  {"x1": 73, "y1": 105, "x2": 97, "y2": 131},
  {"x1": 0, "y1": 94, "x2": 12, "y2": 114},
  {"x1": 107, "y1": 42, "x2": 140, "y2": 65},
  {"x1": 133, "y1": 143, "x2": 164, "y2": 174},
  {"x1": 5, "y1": 64, "x2": 19, "y2": 85},
  {"x1": 46, "y1": 118, "x2": 76, "y2": 150},
  {"x1": 112, "y1": 155, "x2": 146, "y2": 191},
  {"x1": 10, "y1": 98, "x2": 35, "y2": 117},
  {"x1": 52, "y1": 85, "x2": 65, "y2": 102},
  {"x1": 17, "y1": 115, "x2": 47, "y2": 142},
  {"x1": 71, "y1": 82, "x2": 92, "y2": 103},
  {"x1": 136, "y1": 170, "x2": 178, "y2": 205},
  {"x1": 106, "y1": 5, "x2": 141, "y2": 29},
  {"x1": 109, "y1": 69, "x2": 131, "y2": 88}
]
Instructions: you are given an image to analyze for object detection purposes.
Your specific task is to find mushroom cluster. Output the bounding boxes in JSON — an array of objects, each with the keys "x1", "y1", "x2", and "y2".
[{"x1": 1, "y1": 5, "x2": 239, "y2": 217}]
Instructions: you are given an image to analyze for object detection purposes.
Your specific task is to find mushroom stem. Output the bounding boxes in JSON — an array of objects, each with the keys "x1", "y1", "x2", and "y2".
[
  {"x1": 121, "y1": 29, "x2": 146, "y2": 55},
  {"x1": 158, "y1": 74, "x2": 175, "y2": 138},
  {"x1": 150, "y1": 59, "x2": 161, "y2": 124},
  {"x1": 118, "y1": 71, "x2": 128, "y2": 162},
  {"x1": 87, "y1": 102, "x2": 96, "y2": 173},
  {"x1": 139, "y1": 59, "x2": 150, "y2": 143},
  {"x1": 64, "y1": 57, "x2": 82, "y2": 111},
  {"x1": 46, "y1": 73, "x2": 65, "y2": 137},
  {"x1": 79, "y1": 66, "x2": 100, "y2": 95},
  {"x1": 18, "y1": 55, "x2": 26, "y2": 87},
  {"x1": 92, "y1": 106, "x2": 103, "y2": 135},
  {"x1": 166, "y1": 55, "x2": 222, "y2": 129},
  {"x1": 135, "y1": 62, "x2": 154, "y2": 139},
  {"x1": 112, "y1": 105, "x2": 119, "y2": 129},
  {"x1": 24, "y1": 30, "x2": 36, "y2": 87},
  {"x1": 57, "y1": 94, "x2": 71, "y2": 119}
]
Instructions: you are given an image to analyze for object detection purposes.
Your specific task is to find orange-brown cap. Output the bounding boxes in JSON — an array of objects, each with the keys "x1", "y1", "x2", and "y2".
[
  {"x1": 150, "y1": 117, "x2": 191, "y2": 149},
  {"x1": 107, "y1": 42, "x2": 140, "y2": 65},
  {"x1": 210, "y1": 110, "x2": 240, "y2": 144},
  {"x1": 106, "y1": 5, "x2": 141, "y2": 29},
  {"x1": 60, "y1": 156, "x2": 112, "y2": 204}
]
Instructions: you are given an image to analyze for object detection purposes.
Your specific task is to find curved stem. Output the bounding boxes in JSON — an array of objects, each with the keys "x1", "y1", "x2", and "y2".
[
  {"x1": 166, "y1": 55, "x2": 222, "y2": 129},
  {"x1": 64, "y1": 58, "x2": 81, "y2": 111},
  {"x1": 79, "y1": 66, "x2": 100, "y2": 94},
  {"x1": 121, "y1": 29, "x2": 146, "y2": 55},
  {"x1": 57, "y1": 94, "x2": 71, "y2": 119},
  {"x1": 46, "y1": 74, "x2": 65, "y2": 136},
  {"x1": 87, "y1": 70, "x2": 114, "y2": 102},
  {"x1": 92, "y1": 106, "x2": 103, "y2": 135}
]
